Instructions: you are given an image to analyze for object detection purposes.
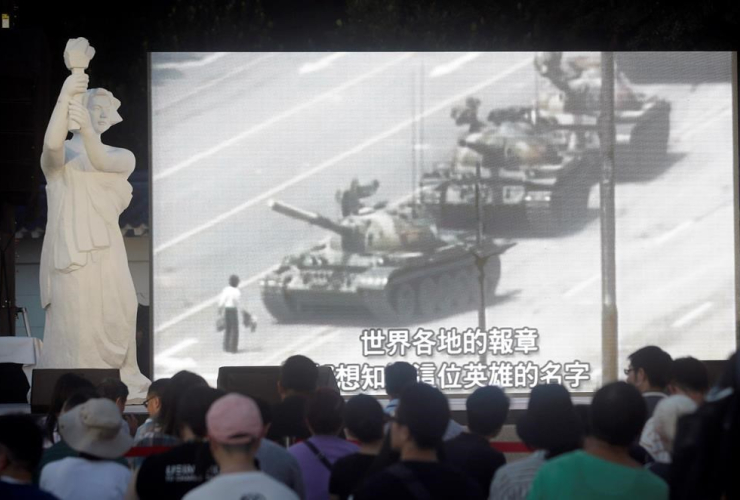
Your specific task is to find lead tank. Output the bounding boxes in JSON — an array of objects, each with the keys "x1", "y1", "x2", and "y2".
[{"x1": 260, "y1": 200, "x2": 514, "y2": 323}]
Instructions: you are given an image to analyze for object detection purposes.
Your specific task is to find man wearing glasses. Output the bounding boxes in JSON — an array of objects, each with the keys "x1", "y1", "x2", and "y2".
[
  {"x1": 134, "y1": 378, "x2": 171, "y2": 441},
  {"x1": 624, "y1": 345, "x2": 673, "y2": 417}
]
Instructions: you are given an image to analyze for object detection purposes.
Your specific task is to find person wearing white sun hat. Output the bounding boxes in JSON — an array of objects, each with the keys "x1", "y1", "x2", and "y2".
[{"x1": 39, "y1": 398, "x2": 133, "y2": 500}]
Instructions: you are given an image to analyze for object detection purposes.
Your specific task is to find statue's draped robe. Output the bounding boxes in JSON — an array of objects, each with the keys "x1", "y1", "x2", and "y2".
[{"x1": 38, "y1": 140, "x2": 150, "y2": 398}]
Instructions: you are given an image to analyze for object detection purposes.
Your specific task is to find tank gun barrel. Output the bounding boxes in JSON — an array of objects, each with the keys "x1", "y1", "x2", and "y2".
[
  {"x1": 460, "y1": 136, "x2": 505, "y2": 156},
  {"x1": 269, "y1": 200, "x2": 353, "y2": 237}
]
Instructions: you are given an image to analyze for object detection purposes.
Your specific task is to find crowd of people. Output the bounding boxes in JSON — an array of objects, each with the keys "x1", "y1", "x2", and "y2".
[{"x1": 0, "y1": 347, "x2": 738, "y2": 499}]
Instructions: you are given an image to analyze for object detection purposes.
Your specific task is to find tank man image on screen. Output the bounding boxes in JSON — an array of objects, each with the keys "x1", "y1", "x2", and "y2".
[
  {"x1": 420, "y1": 99, "x2": 600, "y2": 234},
  {"x1": 260, "y1": 194, "x2": 515, "y2": 324}
]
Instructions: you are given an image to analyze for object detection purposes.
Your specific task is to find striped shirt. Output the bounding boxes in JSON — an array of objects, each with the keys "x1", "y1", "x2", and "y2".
[{"x1": 489, "y1": 450, "x2": 546, "y2": 500}]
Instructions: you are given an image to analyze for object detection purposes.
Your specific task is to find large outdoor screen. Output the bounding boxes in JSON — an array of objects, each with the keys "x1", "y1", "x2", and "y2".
[{"x1": 150, "y1": 52, "x2": 737, "y2": 394}]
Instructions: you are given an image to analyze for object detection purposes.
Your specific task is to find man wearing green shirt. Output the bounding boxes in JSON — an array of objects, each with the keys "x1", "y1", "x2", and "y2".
[{"x1": 527, "y1": 382, "x2": 668, "y2": 500}]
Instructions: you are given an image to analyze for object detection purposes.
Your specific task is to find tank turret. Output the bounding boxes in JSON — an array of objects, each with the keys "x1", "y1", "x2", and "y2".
[
  {"x1": 261, "y1": 197, "x2": 514, "y2": 324},
  {"x1": 269, "y1": 200, "x2": 354, "y2": 238},
  {"x1": 269, "y1": 199, "x2": 441, "y2": 254}
]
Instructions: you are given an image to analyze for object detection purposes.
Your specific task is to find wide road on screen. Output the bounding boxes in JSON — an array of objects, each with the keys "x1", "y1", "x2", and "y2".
[{"x1": 149, "y1": 52, "x2": 735, "y2": 389}]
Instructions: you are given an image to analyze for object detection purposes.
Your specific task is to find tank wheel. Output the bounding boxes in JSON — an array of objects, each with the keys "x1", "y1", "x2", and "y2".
[
  {"x1": 261, "y1": 284, "x2": 297, "y2": 323},
  {"x1": 435, "y1": 273, "x2": 457, "y2": 315},
  {"x1": 525, "y1": 201, "x2": 558, "y2": 235},
  {"x1": 556, "y1": 168, "x2": 591, "y2": 227},
  {"x1": 392, "y1": 283, "x2": 418, "y2": 322},
  {"x1": 451, "y1": 269, "x2": 475, "y2": 309},
  {"x1": 631, "y1": 112, "x2": 670, "y2": 170},
  {"x1": 418, "y1": 277, "x2": 439, "y2": 317},
  {"x1": 525, "y1": 169, "x2": 591, "y2": 235},
  {"x1": 463, "y1": 267, "x2": 480, "y2": 307}
]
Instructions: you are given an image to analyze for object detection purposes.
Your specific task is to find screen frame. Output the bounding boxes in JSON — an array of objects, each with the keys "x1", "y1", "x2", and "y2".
[{"x1": 146, "y1": 50, "x2": 740, "y2": 399}]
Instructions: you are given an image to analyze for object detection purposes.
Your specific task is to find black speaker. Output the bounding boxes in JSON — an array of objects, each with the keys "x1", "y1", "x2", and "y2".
[
  {"x1": 702, "y1": 360, "x2": 729, "y2": 388},
  {"x1": 217, "y1": 365, "x2": 339, "y2": 406},
  {"x1": 30, "y1": 368, "x2": 119, "y2": 414},
  {"x1": 0, "y1": 363, "x2": 30, "y2": 403}
]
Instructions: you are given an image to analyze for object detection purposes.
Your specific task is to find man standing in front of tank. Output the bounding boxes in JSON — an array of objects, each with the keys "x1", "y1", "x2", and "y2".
[{"x1": 218, "y1": 275, "x2": 242, "y2": 353}]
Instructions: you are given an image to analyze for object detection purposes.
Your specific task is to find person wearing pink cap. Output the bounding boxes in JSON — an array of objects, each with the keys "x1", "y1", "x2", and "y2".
[{"x1": 182, "y1": 394, "x2": 298, "y2": 500}]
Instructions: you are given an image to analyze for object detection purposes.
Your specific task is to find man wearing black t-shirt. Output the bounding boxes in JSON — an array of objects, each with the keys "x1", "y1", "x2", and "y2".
[
  {"x1": 329, "y1": 394, "x2": 385, "y2": 500},
  {"x1": 353, "y1": 383, "x2": 484, "y2": 500},
  {"x1": 133, "y1": 386, "x2": 224, "y2": 499},
  {"x1": 132, "y1": 388, "x2": 305, "y2": 500},
  {"x1": 443, "y1": 386, "x2": 508, "y2": 494},
  {"x1": 267, "y1": 355, "x2": 319, "y2": 446}
]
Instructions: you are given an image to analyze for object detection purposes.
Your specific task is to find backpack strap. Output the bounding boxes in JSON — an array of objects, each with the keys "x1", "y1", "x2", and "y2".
[
  {"x1": 386, "y1": 463, "x2": 432, "y2": 500},
  {"x1": 303, "y1": 439, "x2": 333, "y2": 471}
]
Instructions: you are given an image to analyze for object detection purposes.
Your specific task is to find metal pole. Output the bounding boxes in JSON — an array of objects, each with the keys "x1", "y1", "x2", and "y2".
[
  {"x1": 411, "y1": 69, "x2": 417, "y2": 216},
  {"x1": 600, "y1": 52, "x2": 618, "y2": 383},
  {"x1": 475, "y1": 161, "x2": 488, "y2": 364}
]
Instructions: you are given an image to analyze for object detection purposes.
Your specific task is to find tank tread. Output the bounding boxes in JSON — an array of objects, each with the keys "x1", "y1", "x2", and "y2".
[
  {"x1": 361, "y1": 259, "x2": 502, "y2": 324},
  {"x1": 261, "y1": 284, "x2": 297, "y2": 323},
  {"x1": 361, "y1": 288, "x2": 403, "y2": 323},
  {"x1": 524, "y1": 201, "x2": 559, "y2": 235},
  {"x1": 525, "y1": 168, "x2": 591, "y2": 235},
  {"x1": 630, "y1": 108, "x2": 670, "y2": 170}
]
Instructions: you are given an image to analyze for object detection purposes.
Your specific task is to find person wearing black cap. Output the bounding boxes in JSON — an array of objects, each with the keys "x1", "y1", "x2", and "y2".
[
  {"x1": 527, "y1": 382, "x2": 668, "y2": 500},
  {"x1": 489, "y1": 384, "x2": 583, "y2": 500}
]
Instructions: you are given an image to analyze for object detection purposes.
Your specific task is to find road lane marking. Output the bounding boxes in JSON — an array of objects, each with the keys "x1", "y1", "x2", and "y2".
[
  {"x1": 562, "y1": 218, "x2": 699, "y2": 299},
  {"x1": 652, "y1": 260, "x2": 727, "y2": 300},
  {"x1": 154, "y1": 53, "x2": 278, "y2": 113},
  {"x1": 672, "y1": 104, "x2": 726, "y2": 139},
  {"x1": 671, "y1": 301, "x2": 713, "y2": 329},
  {"x1": 299, "y1": 52, "x2": 347, "y2": 74},
  {"x1": 155, "y1": 338, "x2": 199, "y2": 359},
  {"x1": 260, "y1": 326, "x2": 336, "y2": 365},
  {"x1": 153, "y1": 52, "x2": 228, "y2": 70},
  {"x1": 649, "y1": 220, "x2": 693, "y2": 247},
  {"x1": 154, "y1": 55, "x2": 533, "y2": 253},
  {"x1": 430, "y1": 52, "x2": 482, "y2": 77},
  {"x1": 286, "y1": 329, "x2": 343, "y2": 363},
  {"x1": 153, "y1": 52, "x2": 416, "y2": 181},
  {"x1": 155, "y1": 356, "x2": 198, "y2": 370},
  {"x1": 563, "y1": 274, "x2": 599, "y2": 298},
  {"x1": 676, "y1": 108, "x2": 733, "y2": 143},
  {"x1": 154, "y1": 265, "x2": 276, "y2": 334}
]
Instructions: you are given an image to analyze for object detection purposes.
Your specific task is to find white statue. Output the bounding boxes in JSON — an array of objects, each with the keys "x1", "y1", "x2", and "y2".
[{"x1": 37, "y1": 38, "x2": 150, "y2": 400}]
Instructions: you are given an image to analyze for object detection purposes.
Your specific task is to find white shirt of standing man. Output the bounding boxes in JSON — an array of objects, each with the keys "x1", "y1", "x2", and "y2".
[{"x1": 218, "y1": 286, "x2": 241, "y2": 309}]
